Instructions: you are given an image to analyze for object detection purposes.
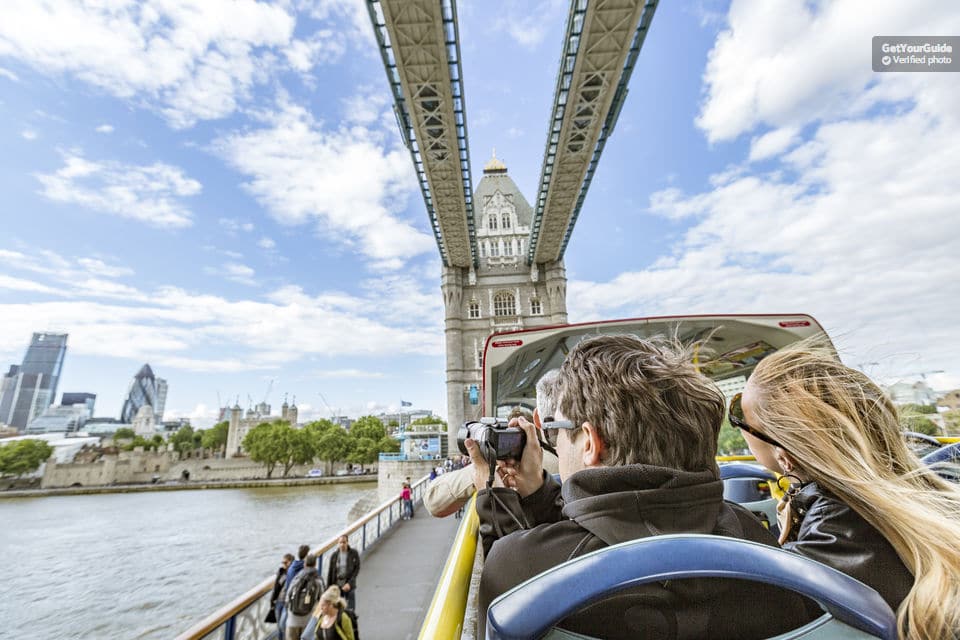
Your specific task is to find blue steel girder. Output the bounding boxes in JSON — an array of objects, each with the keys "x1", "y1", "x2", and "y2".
[
  {"x1": 367, "y1": 0, "x2": 477, "y2": 268},
  {"x1": 527, "y1": 0, "x2": 659, "y2": 266}
]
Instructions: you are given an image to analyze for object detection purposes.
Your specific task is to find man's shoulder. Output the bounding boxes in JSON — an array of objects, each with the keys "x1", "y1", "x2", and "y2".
[{"x1": 486, "y1": 518, "x2": 586, "y2": 573}]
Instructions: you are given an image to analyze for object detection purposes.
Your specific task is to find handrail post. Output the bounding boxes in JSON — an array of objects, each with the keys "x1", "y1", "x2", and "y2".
[{"x1": 224, "y1": 615, "x2": 235, "y2": 640}]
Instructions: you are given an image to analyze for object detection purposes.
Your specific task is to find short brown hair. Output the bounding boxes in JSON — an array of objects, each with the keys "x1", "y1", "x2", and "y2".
[{"x1": 556, "y1": 334, "x2": 723, "y2": 472}]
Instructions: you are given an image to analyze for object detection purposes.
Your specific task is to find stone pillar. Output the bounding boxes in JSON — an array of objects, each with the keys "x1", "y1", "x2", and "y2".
[
  {"x1": 442, "y1": 265, "x2": 466, "y2": 453},
  {"x1": 226, "y1": 404, "x2": 243, "y2": 458},
  {"x1": 544, "y1": 259, "x2": 568, "y2": 324}
]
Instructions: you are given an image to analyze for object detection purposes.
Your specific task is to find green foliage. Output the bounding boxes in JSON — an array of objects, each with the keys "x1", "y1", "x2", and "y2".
[
  {"x1": 114, "y1": 427, "x2": 136, "y2": 440},
  {"x1": 943, "y1": 410, "x2": 960, "y2": 435},
  {"x1": 377, "y1": 435, "x2": 400, "y2": 455},
  {"x1": 169, "y1": 425, "x2": 196, "y2": 454},
  {"x1": 243, "y1": 422, "x2": 285, "y2": 478},
  {"x1": 151, "y1": 434, "x2": 165, "y2": 448},
  {"x1": 350, "y1": 416, "x2": 387, "y2": 441},
  {"x1": 0, "y1": 439, "x2": 54, "y2": 477},
  {"x1": 279, "y1": 424, "x2": 314, "y2": 477},
  {"x1": 717, "y1": 419, "x2": 748, "y2": 456},
  {"x1": 200, "y1": 421, "x2": 229, "y2": 451},
  {"x1": 316, "y1": 427, "x2": 352, "y2": 466},
  {"x1": 903, "y1": 414, "x2": 940, "y2": 436},
  {"x1": 347, "y1": 437, "x2": 379, "y2": 468},
  {"x1": 411, "y1": 415, "x2": 444, "y2": 425},
  {"x1": 901, "y1": 403, "x2": 937, "y2": 415}
]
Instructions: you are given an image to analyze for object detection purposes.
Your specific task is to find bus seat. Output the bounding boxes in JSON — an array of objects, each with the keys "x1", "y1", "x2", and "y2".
[
  {"x1": 720, "y1": 462, "x2": 780, "y2": 533},
  {"x1": 922, "y1": 442, "x2": 960, "y2": 482},
  {"x1": 485, "y1": 534, "x2": 896, "y2": 640}
]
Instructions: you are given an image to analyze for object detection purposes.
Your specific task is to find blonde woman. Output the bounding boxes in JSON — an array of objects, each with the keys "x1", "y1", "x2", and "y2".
[
  {"x1": 731, "y1": 337, "x2": 960, "y2": 640},
  {"x1": 309, "y1": 585, "x2": 354, "y2": 640}
]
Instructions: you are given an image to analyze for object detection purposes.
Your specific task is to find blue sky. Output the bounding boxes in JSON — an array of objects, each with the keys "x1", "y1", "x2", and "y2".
[{"x1": 1, "y1": 0, "x2": 958, "y2": 427}]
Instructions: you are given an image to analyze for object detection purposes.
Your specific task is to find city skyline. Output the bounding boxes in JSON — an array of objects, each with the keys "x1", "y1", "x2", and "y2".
[{"x1": 1, "y1": 1, "x2": 958, "y2": 428}]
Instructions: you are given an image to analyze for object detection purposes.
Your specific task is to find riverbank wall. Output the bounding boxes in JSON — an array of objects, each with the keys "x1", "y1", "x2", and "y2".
[
  {"x1": 1, "y1": 474, "x2": 376, "y2": 499},
  {"x1": 38, "y1": 448, "x2": 370, "y2": 489}
]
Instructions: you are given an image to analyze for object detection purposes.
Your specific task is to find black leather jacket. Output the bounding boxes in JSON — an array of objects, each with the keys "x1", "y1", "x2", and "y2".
[{"x1": 785, "y1": 482, "x2": 913, "y2": 610}]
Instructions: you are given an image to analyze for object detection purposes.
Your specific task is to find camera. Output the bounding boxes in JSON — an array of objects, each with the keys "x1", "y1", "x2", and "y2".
[{"x1": 457, "y1": 417, "x2": 526, "y2": 460}]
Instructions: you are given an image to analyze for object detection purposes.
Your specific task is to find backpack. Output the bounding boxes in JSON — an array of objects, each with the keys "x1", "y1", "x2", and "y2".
[
  {"x1": 336, "y1": 607, "x2": 359, "y2": 640},
  {"x1": 287, "y1": 570, "x2": 322, "y2": 616}
]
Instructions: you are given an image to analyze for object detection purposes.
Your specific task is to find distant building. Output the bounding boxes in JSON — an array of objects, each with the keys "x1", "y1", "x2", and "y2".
[
  {"x1": 225, "y1": 398, "x2": 298, "y2": 458},
  {"x1": 61, "y1": 392, "x2": 97, "y2": 414},
  {"x1": 84, "y1": 417, "x2": 126, "y2": 436},
  {"x1": 885, "y1": 380, "x2": 938, "y2": 406},
  {"x1": 0, "y1": 332, "x2": 69, "y2": 430},
  {"x1": 120, "y1": 364, "x2": 168, "y2": 423},
  {"x1": 25, "y1": 402, "x2": 92, "y2": 434},
  {"x1": 938, "y1": 389, "x2": 960, "y2": 411},
  {"x1": 132, "y1": 405, "x2": 156, "y2": 436}
]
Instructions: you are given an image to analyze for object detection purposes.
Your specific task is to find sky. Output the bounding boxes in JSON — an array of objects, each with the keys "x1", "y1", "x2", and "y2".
[{"x1": 0, "y1": 0, "x2": 958, "y2": 428}]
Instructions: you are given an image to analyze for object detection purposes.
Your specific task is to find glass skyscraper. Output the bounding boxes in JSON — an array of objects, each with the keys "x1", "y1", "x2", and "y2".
[
  {"x1": 0, "y1": 333, "x2": 68, "y2": 430},
  {"x1": 120, "y1": 364, "x2": 167, "y2": 423}
]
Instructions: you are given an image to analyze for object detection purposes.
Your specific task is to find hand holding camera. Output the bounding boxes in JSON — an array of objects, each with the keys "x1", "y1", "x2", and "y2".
[{"x1": 459, "y1": 416, "x2": 544, "y2": 497}]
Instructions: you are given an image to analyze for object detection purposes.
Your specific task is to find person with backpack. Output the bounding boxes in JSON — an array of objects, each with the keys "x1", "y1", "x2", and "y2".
[
  {"x1": 278, "y1": 544, "x2": 310, "y2": 639},
  {"x1": 285, "y1": 553, "x2": 324, "y2": 640},
  {"x1": 312, "y1": 585, "x2": 356, "y2": 640}
]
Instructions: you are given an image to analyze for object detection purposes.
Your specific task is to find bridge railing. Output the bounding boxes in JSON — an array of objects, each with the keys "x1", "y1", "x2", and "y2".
[{"x1": 175, "y1": 476, "x2": 430, "y2": 640}]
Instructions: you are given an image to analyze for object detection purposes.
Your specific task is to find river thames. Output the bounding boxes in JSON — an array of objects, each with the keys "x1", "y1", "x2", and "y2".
[{"x1": 0, "y1": 483, "x2": 374, "y2": 639}]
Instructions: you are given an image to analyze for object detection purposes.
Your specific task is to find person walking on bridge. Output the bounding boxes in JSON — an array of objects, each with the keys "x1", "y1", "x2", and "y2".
[
  {"x1": 326, "y1": 535, "x2": 360, "y2": 611},
  {"x1": 277, "y1": 544, "x2": 310, "y2": 640}
]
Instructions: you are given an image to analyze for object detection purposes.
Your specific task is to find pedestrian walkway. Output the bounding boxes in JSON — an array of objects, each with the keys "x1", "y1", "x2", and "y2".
[{"x1": 355, "y1": 504, "x2": 463, "y2": 640}]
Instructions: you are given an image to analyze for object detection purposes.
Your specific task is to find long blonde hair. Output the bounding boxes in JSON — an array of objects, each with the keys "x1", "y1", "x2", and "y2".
[{"x1": 747, "y1": 336, "x2": 960, "y2": 640}]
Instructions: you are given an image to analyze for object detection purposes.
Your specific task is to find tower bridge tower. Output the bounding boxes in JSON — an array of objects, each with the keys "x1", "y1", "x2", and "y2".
[{"x1": 443, "y1": 153, "x2": 567, "y2": 445}]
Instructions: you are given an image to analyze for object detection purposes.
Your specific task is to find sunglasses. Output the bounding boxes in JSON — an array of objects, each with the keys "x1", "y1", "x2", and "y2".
[
  {"x1": 728, "y1": 393, "x2": 785, "y2": 449},
  {"x1": 541, "y1": 417, "x2": 576, "y2": 449}
]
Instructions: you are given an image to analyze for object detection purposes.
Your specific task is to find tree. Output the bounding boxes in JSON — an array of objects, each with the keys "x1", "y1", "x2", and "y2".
[
  {"x1": 347, "y1": 437, "x2": 380, "y2": 471},
  {"x1": 717, "y1": 419, "x2": 747, "y2": 456},
  {"x1": 377, "y1": 435, "x2": 400, "y2": 456},
  {"x1": 243, "y1": 422, "x2": 285, "y2": 478},
  {"x1": 200, "y1": 421, "x2": 229, "y2": 451},
  {"x1": 350, "y1": 416, "x2": 388, "y2": 441},
  {"x1": 170, "y1": 425, "x2": 196, "y2": 455},
  {"x1": 316, "y1": 427, "x2": 352, "y2": 475},
  {"x1": 943, "y1": 410, "x2": 960, "y2": 435},
  {"x1": 151, "y1": 434, "x2": 165, "y2": 449},
  {"x1": 114, "y1": 427, "x2": 135, "y2": 440},
  {"x1": 279, "y1": 424, "x2": 314, "y2": 477},
  {"x1": 903, "y1": 414, "x2": 940, "y2": 436},
  {"x1": 411, "y1": 415, "x2": 445, "y2": 426},
  {"x1": 0, "y1": 439, "x2": 54, "y2": 477}
]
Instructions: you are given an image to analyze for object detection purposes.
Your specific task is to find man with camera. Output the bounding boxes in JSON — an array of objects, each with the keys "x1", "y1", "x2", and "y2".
[{"x1": 464, "y1": 334, "x2": 813, "y2": 639}]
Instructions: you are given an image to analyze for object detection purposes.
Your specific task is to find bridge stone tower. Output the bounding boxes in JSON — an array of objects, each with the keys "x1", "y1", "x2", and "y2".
[{"x1": 443, "y1": 153, "x2": 568, "y2": 450}]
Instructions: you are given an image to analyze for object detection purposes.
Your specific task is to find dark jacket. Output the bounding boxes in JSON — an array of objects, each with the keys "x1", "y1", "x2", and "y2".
[
  {"x1": 476, "y1": 465, "x2": 815, "y2": 640},
  {"x1": 285, "y1": 558, "x2": 304, "y2": 596},
  {"x1": 270, "y1": 566, "x2": 287, "y2": 607},
  {"x1": 327, "y1": 546, "x2": 361, "y2": 589},
  {"x1": 785, "y1": 482, "x2": 913, "y2": 610}
]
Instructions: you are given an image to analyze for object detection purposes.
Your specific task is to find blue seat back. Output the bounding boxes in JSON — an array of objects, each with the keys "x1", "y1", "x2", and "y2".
[{"x1": 485, "y1": 534, "x2": 897, "y2": 640}]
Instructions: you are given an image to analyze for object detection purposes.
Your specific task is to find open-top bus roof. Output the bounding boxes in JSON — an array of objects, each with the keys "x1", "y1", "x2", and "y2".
[{"x1": 481, "y1": 314, "x2": 829, "y2": 417}]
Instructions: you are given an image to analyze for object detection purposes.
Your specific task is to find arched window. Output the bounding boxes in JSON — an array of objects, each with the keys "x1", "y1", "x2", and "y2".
[
  {"x1": 502, "y1": 213, "x2": 511, "y2": 229},
  {"x1": 468, "y1": 300, "x2": 480, "y2": 319},
  {"x1": 494, "y1": 291, "x2": 516, "y2": 317},
  {"x1": 488, "y1": 215, "x2": 498, "y2": 230},
  {"x1": 479, "y1": 242, "x2": 485, "y2": 257},
  {"x1": 530, "y1": 298, "x2": 542, "y2": 315}
]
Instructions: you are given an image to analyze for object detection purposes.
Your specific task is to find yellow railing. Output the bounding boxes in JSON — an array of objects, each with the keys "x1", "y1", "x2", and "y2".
[{"x1": 418, "y1": 495, "x2": 480, "y2": 640}]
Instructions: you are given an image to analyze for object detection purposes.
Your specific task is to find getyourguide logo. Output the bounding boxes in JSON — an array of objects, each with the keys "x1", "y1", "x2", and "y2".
[
  {"x1": 491, "y1": 339, "x2": 523, "y2": 348},
  {"x1": 779, "y1": 320, "x2": 811, "y2": 328}
]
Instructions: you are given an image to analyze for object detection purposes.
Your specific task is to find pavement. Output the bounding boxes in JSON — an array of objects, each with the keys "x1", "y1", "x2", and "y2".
[{"x1": 355, "y1": 503, "x2": 463, "y2": 640}]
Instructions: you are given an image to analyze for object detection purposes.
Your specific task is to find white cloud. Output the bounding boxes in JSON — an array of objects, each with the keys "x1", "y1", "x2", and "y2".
[
  {"x1": 493, "y1": 0, "x2": 566, "y2": 49},
  {"x1": 0, "y1": 0, "x2": 349, "y2": 128},
  {"x1": 748, "y1": 126, "x2": 799, "y2": 162},
  {"x1": 0, "y1": 67, "x2": 19, "y2": 82},
  {"x1": 215, "y1": 99, "x2": 433, "y2": 269},
  {"x1": 95, "y1": 124, "x2": 114, "y2": 134},
  {"x1": 696, "y1": 0, "x2": 960, "y2": 142},
  {"x1": 576, "y1": 1, "x2": 960, "y2": 383},
  {"x1": 21, "y1": 129, "x2": 36, "y2": 140},
  {"x1": 312, "y1": 369, "x2": 385, "y2": 379},
  {"x1": 76, "y1": 257, "x2": 134, "y2": 278},
  {"x1": 35, "y1": 150, "x2": 200, "y2": 228},
  {"x1": 219, "y1": 217, "x2": 255, "y2": 233},
  {"x1": 258, "y1": 237, "x2": 276, "y2": 250}
]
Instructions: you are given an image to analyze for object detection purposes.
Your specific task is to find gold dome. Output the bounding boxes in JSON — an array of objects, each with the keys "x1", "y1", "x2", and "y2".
[{"x1": 484, "y1": 148, "x2": 507, "y2": 173}]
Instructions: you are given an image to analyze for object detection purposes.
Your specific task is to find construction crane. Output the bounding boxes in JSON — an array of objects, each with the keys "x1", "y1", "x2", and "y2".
[
  {"x1": 262, "y1": 378, "x2": 274, "y2": 404},
  {"x1": 317, "y1": 391, "x2": 338, "y2": 420}
]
